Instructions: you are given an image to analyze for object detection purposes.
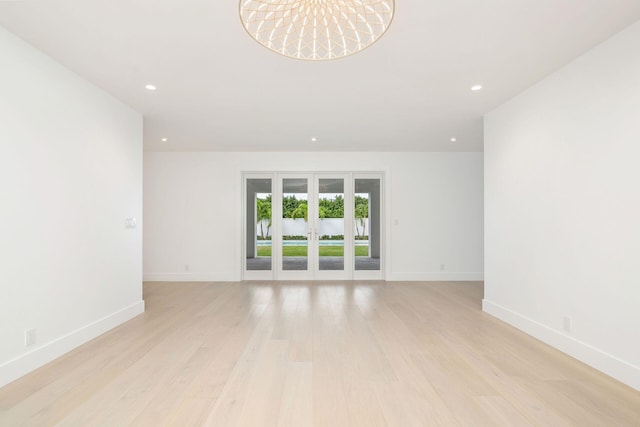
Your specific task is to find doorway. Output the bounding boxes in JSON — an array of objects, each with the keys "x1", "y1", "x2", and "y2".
[{"x1": 244, "y1": 172, "x2": 383, "y2": 280}]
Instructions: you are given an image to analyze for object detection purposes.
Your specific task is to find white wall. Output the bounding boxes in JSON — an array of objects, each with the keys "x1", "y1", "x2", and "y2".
[
  {"x1": 484, "y1": 21, "x2": 640, "y2": 390},
  {"x1": 281, "y1": 218, "x2": 313, "y2": 237},
  {"x1": 143, "y1": 152, "x2": 483, "y2": 281},
  {"x1": 0, "y1": 27, "x2": 144, "y2": 387},
  {"x1": 270, "y1": 218, "x2": 366, "y2": 238}
]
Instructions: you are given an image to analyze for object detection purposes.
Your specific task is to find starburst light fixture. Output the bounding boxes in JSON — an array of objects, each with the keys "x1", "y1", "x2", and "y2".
[{"x1": 239, "y1": 0, "x2": 394, "y2": 61}]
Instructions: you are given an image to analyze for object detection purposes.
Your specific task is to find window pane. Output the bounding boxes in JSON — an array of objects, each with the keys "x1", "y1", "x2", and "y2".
[
  {"x1": 355, "y1": 179, "x2": 380, "y2": 270},
  {"x1": 282, "y1": 178, "x2": 308, "y2": 270},
  {"x1": 246, "y1": 178, "x2": 272, "y2": 271},
  {"x1": 318, "y1": 178, "x2": 344, "y2": 271}
]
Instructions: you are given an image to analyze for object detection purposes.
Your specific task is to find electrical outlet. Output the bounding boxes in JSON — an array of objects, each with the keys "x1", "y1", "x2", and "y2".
[
  {"x1": 563, "y1": 316, "x2": 572, "y2": 333},
  {"x1": 25, "y1": 329, "x2": 36, "y2": 347}
]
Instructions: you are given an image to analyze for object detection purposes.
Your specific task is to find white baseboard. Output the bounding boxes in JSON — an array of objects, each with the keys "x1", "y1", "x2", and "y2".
[
  {"x1": 0, "y1": 300, "x2": 145, "y2": 389},
  {"x1": 144, "y1": 272, "x2": 482, "y2": 283},
  {"x1": 482, "y1": 299, "x2": 640, "y2": 391},
  {"x1": 386, "y1": 272, "x2": 484, "y2": 281},
  {"x1": 143, "y1": 273, "x2": 239, "y2": 282}
]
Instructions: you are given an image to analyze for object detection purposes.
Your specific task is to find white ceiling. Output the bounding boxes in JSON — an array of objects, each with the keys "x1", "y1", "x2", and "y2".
[{"x1": 1, "y1": 1, "x2": 640, "y2": 152}]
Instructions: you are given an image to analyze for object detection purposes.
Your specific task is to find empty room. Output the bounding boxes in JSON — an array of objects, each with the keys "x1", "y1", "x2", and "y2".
[{"x1": 1, "y1": 1, "x2": 639, "y2": 426}]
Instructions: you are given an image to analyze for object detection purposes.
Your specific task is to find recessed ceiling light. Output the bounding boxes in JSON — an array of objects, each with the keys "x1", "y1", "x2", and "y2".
[
  {"x1": 145, "y1": 84, "x2": 157, "y2": 91},
  {"x1": 470, "y1": 84, "x2": 483, "y2": 91},
  {"x1": 161, "y1": 137, "x2": 168, "y2": 142},
  {"x1": 311, "y1": 137, "x2": 317, "y2": 142},
  {"x1": 450, "y1": 137, "x2": 457, "y2": 142}
]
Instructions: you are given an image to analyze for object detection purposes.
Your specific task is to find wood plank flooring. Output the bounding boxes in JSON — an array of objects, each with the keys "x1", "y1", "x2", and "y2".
[{"x1": 1, "y1": 281, "x2": 639, "y2": 426}]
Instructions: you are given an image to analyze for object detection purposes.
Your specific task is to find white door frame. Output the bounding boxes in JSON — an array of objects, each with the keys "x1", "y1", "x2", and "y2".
[
  {"x1": 311, "y1": 172, "x2": 352, "y2": 281},
  {"x1": 243, "y1": 173, "x2": 276, "y2": 281},
  {"x1": 275, "y1": 173, "x2": 316, "y2": 280},
  {"x1": 352, "y1": 172, "x2": 385, "y2": 281},
  {"x1": 242, "y1": 171, "x2": 384, "y2": 281}
]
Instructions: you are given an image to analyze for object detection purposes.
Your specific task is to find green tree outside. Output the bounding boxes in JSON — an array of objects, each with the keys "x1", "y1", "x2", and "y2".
[
  {"x1": 256, "y1": 195, "x2": 272, "y2": 239},
  {"x1": 354, "y1": 195, "x2": 368, "y2": 237}
]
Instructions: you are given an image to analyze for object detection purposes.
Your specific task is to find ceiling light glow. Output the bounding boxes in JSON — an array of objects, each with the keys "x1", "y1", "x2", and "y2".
[
  {"x1": 450, "y1": 137, "x2": 457, "y2": 142},
  {"x1": 161, "y1": 137, "x2": 168, "y2": 142},
  {"x1": 311, "y1": 137, "x2": 317, "y2": 142},
  {"x1": 471, "y1": 84, "x2": 483, "y2": 91},
  {"x1": 145, "y1": 84, "x2": 157, "y2": 91},
  {"x1": 239, "y1": 0, "x2": 395, "y2": 61}
]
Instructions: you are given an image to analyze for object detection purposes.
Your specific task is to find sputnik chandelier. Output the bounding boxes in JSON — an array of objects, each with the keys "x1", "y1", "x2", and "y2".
[{"x1": 239, "y1": 0, "x2": 394, "y2": 60}]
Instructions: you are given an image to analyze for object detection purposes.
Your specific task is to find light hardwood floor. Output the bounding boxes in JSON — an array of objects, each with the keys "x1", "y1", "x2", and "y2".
[{"x1": 1, "y1": 281, "x2": 639, "y2": 426}]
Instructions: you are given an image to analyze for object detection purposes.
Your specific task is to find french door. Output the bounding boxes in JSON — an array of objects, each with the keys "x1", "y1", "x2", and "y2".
[{"x1": 244, "y1": 172, "x2": 382, "y2": 280}]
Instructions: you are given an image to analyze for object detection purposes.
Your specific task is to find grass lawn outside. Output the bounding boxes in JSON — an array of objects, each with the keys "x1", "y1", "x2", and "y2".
[{"x1": 256, "y1": 245, "x2": 368, "y2": 257}]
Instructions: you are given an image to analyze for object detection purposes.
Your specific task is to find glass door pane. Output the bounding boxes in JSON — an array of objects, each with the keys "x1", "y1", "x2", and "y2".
[
  {"x1": 282, "y1": 178, "x2": 309, "y2": 271},
  {"x1": 246, "y1": 178, "x2": 272, "y2": 271},
  {"x1": 318, "y1": 178, "x2": 345, "y2": 271},
  {"x1": 355, "y1": 178, "x2": 381, "y2": 271}
]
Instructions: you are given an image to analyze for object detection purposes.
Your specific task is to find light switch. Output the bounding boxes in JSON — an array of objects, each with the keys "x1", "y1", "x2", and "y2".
[{"x1": 125, "y1": 217, "x2": 137, "y2": 229}]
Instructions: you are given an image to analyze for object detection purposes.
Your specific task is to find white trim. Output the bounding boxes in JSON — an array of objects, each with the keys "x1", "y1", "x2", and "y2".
[
  {"x1": 386, "y1": 272, "x2": 484, "y2": 281},
  {"x1": 242, "y1": 171, "x2": 386, "y2": 281},
  {"x1": 143, "y1": 273, "x2": 239, "y2": 282},
  {"x1": 234, "y1": 167, "x2": 243, "y2": 282},
  {"x1": 0, "y1": 300, "x2": 145, "y2": 388},
  {"x1": 482, "y1": 299, "x2": 640, "y2": 391},
  {"x1": 384, "y1": 170, "x2": 392, "y2": 281}
]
